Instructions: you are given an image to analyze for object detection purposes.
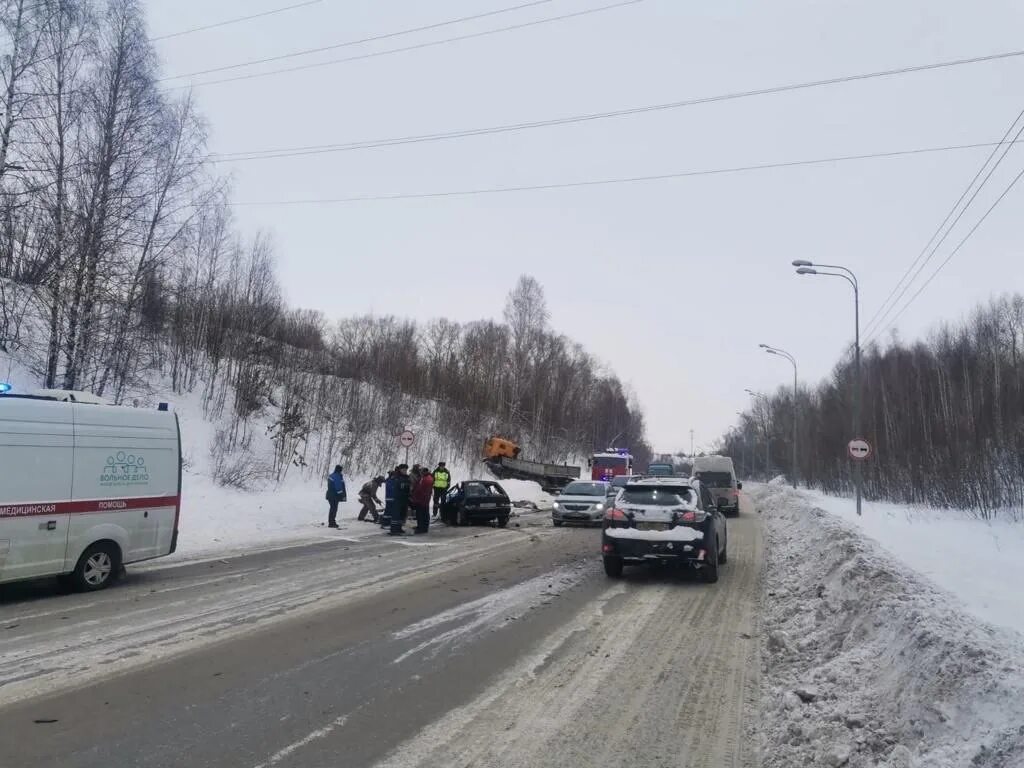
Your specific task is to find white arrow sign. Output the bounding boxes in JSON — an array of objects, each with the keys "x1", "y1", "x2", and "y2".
[{"x1": 848, "y1": 438, "x2": 871, "y2": 461}]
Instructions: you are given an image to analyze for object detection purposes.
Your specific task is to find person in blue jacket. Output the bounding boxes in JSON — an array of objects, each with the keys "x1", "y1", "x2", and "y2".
[
  {"x1": 326, "y1": 465, "x2": 346, "y2": 528},
  {"x1": 385, "y1": 464, "x2": 411, "y2": 536}
]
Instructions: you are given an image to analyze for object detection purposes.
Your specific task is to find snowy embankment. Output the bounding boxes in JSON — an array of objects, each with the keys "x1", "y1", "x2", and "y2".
[
  {"x1": 752, "y1": 484, "x2": 1024, "y2": 768},
  {"x1": 803, "y1": 490, "x2": 1024, "y2": 637}
]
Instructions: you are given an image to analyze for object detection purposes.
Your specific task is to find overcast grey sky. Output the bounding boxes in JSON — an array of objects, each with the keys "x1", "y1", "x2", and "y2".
[{"x1": 146, "y1": 0, "x2": 1024, "y2": 451}]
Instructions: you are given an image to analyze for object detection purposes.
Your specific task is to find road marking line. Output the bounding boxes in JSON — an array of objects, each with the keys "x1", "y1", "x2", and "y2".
[{"x1": 251, "y1": 714, "x2": 349, "y2": 768}]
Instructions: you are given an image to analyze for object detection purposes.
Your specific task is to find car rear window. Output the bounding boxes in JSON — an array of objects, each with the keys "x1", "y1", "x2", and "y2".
[
  {"x1": 695, "y1": 471, "x2": 733, "y2": 487},
  {"x1": 621, "y1": 487, "x2": 696, "y2": 506},
  {"x1": 465, "y1": 483, "x2": 507, "y2": 498}
]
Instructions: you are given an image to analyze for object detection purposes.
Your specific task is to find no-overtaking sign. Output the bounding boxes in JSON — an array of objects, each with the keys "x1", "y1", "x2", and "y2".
[{"x1": 848, "y1": 438, "x2": 871, "y2": 461}]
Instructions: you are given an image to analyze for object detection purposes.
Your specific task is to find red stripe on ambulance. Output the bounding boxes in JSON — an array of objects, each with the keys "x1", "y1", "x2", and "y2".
[{"x1": 0, "y1": 495, "x2": 180, "y2": 518}]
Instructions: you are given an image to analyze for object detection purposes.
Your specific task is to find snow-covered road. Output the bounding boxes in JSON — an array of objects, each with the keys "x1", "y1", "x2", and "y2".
[
  {"x1": 0, "y1": 499, "x2": 763, "y2": 768},
  {"x1": 6, "y1": 486, "x2": 1024, "y2": 768}
]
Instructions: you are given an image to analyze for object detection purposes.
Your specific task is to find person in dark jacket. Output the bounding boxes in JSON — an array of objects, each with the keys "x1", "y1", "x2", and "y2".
[
  {"x1": 357, "y1": 476, "x2": 385, "y2": 522},
  {"x1": 380, "y1": 470, "x2": 396, "y2": 528},
  {"x1": 432, "y1": 462, "x2": 451, "y2": 518},
  {"x1": 326, "y1": 465, "x2": 346, "y2": 528},
  {"x1": 387, "y1": 464, "x2": 412, "y2": 536},
  {"x1": 411, "y1": 468, "x2": 434, "y2": 533}
]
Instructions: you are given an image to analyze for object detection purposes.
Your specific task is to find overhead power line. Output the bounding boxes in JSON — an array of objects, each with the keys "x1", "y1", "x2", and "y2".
[
  {"x1": 226, "y1": 139, "x2": 1023, "y2": 206},
  {"x1": 869, "y1": 163, "x2": 1024, "y2": 338},
  {"x1": 863, "y1": 106, "x2": 1024, "y2": 339},
  {"x1": 204, "y1": 46, "x2": 1024, "y2": 163},
  {"x1": 151, "y1": 0, "x2": 322, "y2": 42},
  {"x1": 161, "y1": 0, "x2": 553, "y2": 81},
  {"x1": 162, "y1": 0, "x2": 647, "y2": 90}
]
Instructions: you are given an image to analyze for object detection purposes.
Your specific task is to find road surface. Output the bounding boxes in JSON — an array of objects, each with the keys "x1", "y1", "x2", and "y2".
[{"x1": 0, "y1": 498, "x2": 763, "y2": 767}]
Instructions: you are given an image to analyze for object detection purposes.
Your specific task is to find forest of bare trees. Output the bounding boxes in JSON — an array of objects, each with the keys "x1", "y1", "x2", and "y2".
[
  {"x1": 0, "y1": 0, "x2": 650, "y2": 483},
  {"x1": 723, "y1": 294, "x2": 1024, "y2": 515}
]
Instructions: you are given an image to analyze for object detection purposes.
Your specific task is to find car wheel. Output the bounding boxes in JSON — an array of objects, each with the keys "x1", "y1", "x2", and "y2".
[
  {"x1": 701, "y1": 536, "x2": 719, "y2": 584},
  {"x1": 603, "y1": 556, "x2": 623, "y2": 578},
  {"x1": 719, "y1": 532, "x2": 728, "y2": 564},
  {"x1": 71, "y1": 542, "x2": 120, "y2": 592},
  {"x1": 553, "y1": 519, "x2": 563, "y2": 527},
  {"x1": 497, "y1": 515, "x2": 509, "y2": 528},
  {"x1": 456, "y1": 507, "x2": 466, "y2": 527}
]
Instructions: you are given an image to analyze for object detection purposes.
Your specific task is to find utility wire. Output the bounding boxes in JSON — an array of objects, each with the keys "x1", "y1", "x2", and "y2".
[
  {"x1": 226, "y1": 140, "x2": 1024, "y2": 206},
  {"x1": 863, "y1": 113, "x2": 1024, "y2": 342},
  {"x1": 151, "y1": 1, "x2": 322, "y2": 42},
  {"x1": 162, "y1": 0, "x2": 646, "y2": 90},
  {"x1": 204, "y1": 47, "x2": 1024, "y2": 163},
  {"x1": 869, "y1": 163, "x2": 1024, "y2": 338},
  {"x1": 863, "y1": 106, "x2": 1024, "y2": 338},
  {"x1": 161, "y1": 0, "x2": 553, "y2": 80}
]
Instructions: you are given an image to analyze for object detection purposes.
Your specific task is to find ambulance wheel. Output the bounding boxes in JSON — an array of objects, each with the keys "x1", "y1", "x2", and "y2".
[{"x1": 71, "y1": 542, "x2": 121, "y2": 592}]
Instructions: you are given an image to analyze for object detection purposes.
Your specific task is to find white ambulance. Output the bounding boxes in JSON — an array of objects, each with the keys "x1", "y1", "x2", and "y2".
[{"x1": 0, "y1": 390, "x2": 181, "y2": 591}]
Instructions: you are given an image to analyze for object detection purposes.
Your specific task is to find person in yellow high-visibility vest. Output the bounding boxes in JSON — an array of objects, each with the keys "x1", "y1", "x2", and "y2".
[{"x1": 432, "y1": 461, "x2": 451, "y2": 518}]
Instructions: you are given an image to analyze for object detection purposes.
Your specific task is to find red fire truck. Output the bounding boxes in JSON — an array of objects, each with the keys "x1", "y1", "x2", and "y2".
[{"x1": 589, "y1": 449, "x2": 633, "y2": 481}]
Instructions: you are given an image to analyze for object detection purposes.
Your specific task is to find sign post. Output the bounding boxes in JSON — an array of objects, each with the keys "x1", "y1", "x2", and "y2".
[{"x1": 399, "y1": 430, "x2": 415, "y2": 465}]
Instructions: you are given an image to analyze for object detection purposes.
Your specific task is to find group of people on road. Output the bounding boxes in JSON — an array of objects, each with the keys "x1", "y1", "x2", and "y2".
[{"x1": 325, "y1": 462, "x2": 451, "y2": 536}]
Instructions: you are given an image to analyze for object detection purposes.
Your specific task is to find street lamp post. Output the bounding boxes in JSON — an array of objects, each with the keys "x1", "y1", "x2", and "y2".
[
  {"x1": 793, "y1": 260, "x2": 862, "y2": 516},
  {"x1": 760, "y1": 344, "x2": 798, "y2": 489},
  {"x1": 744, "y1": 388, "x2": 770, "y2": 480},
  {"x1": 735, "y1": 412, "x2": 747, "y2": 479}
]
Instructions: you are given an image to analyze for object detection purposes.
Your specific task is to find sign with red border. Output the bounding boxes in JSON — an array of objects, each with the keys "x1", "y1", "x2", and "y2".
[{"x1": 848, "y1": 438, "x2": 871, "y2": 461}]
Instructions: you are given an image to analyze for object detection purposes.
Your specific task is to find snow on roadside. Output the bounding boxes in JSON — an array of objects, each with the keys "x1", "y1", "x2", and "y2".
[
  {"x1": 753, "y1": 483, "x2": 1024, "y2": 768},
  {"x1": 802, "y1": 489, "x2": 1024, "y2": 637}
]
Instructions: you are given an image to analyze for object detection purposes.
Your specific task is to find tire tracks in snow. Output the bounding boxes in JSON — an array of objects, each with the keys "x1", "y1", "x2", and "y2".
[{"x1": 373, "y1": 514, "x2": 763, "y2": 768}]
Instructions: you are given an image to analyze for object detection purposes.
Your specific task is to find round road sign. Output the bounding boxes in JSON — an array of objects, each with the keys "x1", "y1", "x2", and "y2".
[
  {"x1": 848, "y1": 438, "x2": 871, "y2": 461},
  {"x1": 399, "y1": 430, "x2": 415, "y2": 448}
]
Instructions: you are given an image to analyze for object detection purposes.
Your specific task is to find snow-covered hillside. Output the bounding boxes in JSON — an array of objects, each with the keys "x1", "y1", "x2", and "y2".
[{"x1": 2, "y1": 347, "x2": 558, "y2": 560}]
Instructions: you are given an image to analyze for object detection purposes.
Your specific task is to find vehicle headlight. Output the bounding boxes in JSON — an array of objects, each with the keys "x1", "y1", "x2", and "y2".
[
  {"x1": 552, "y1": 501, "x2": 560, "y2": 509},
  {"x1": 594, "y1": 503, "x2": 604, "y2": 511}
]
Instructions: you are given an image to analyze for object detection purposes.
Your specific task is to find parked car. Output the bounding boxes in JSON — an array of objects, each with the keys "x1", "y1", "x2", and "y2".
[
  {"x1": 439, "y1": 481, "x2": 512, "y2": 527},
  {"x1": 601, "y1": 477, "x2": 727, "y2": 583},
  {"x1": 691, "y1": 455, "x2": 741, "y2": 516},
  {"x1": 552, "y1": 480, "x2": 617, "y2": 526}
]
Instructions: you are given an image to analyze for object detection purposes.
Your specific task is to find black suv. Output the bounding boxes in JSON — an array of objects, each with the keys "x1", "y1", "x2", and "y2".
[{"x1": 600, "y1": 478, "x2": 727, "y2": 583}]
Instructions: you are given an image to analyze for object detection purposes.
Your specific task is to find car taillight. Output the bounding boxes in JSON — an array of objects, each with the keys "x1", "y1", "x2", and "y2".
[
  {"x1": 681, "y1": 510, "x2": 696, "y2": 522},
  {"x1": 730, "y1": 489, "x2": 739, "y2": 497},
  {"x1": 605, "y1": 507, "x2": 628, "y2": 521}
]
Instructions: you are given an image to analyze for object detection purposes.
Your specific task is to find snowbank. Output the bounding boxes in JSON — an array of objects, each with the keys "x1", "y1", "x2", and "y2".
[
  {"x1": 752, "y1": 484, "x2": 1024, "y2": 768},
  {"x1": 802, "y1": 489, "x2": 1024, "y2": 637}
]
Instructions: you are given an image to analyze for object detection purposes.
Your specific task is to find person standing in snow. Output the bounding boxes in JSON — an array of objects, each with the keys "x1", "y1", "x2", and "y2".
[
  {"x1": 357, "y1": 476, "x2": 385, "y2": 522},
  {"x1": 326, "y1": 465, "x2": 346, "y2": 529},
  {"x1": 387, "y1": 464, "x2": 412, "y2": 536},
  {"x1": 432, "y1": 461, "x2": 451, "y2": 518},
  {"x1": 411, "y1": 466, "x2": 434, "y2": 534}
]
